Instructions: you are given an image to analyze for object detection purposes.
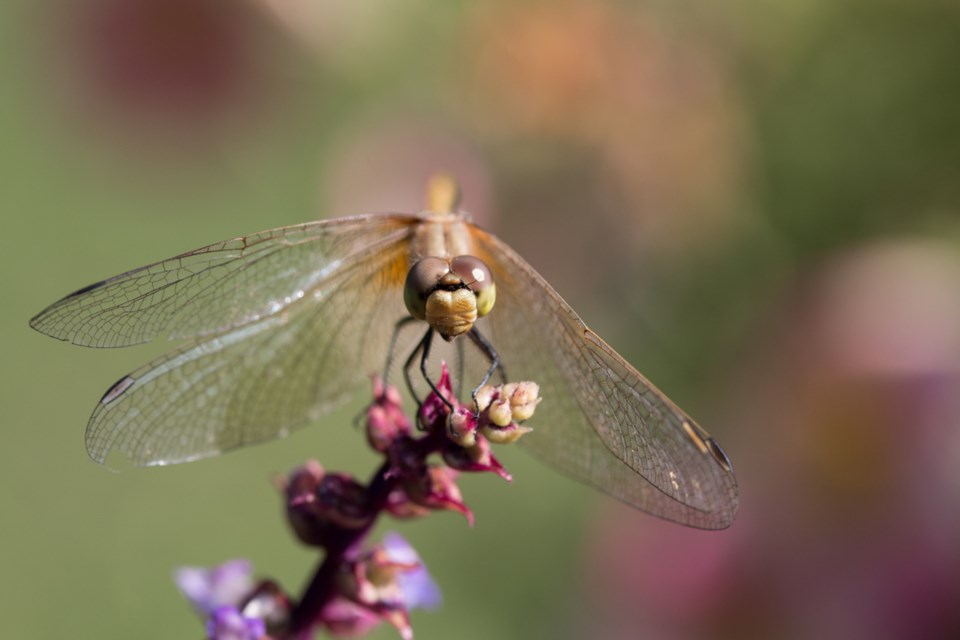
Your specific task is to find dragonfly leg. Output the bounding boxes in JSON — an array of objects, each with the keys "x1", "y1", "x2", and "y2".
[
  {"x1": 402, "y1": 329, "x2": 426, "y2": 415},
  {"x1": 401, "y1": 325, "x2": 505, "y2": 428},
  {"x1": 402, "y1": 328, "x2": 455, "y2": 428},
  {"x1": 353, "y1": 316, "x2": 421, "y2": 429},
  {"x1": 454, "y1": 336, "x2": 465, "y2": 399},
  {"x1": 418, "y1": 328, "x2": 455, "y2": 413},
  {"x1": 383, "y1": 316, "x2": 420, "y2": 386},
  {"x1": 467, "y1": 326, "x2": 507, "y2": 416}
]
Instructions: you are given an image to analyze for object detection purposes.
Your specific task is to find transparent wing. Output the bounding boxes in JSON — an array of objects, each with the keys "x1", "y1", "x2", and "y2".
[
  {"x1": 30, "y1": 214, "x2": 419, "y2": 348},
  {"x1": 77, "y1": 219, "x2": 416, "y2": 466},
  {"x1": 472, "y1": 227, "x2": 739, "y2": 529}
]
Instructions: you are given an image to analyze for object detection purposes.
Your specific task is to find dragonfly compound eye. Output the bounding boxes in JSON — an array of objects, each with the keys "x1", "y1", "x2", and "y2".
[
  {"x1": 404, "y1": 257, "x2": 450, "y2": 321},
  {"x1": 450, "y1": 255, "x2": 496, "y2": 318}
]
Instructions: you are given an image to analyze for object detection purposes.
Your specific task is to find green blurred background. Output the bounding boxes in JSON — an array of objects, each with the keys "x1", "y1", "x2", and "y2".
[{"x1": 4, "y1": 0, "x2": 960, "y2": 638}]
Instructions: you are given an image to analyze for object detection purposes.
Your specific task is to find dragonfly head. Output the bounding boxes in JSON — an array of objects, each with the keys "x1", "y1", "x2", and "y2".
[{"x1": 404, "y1": 255, "x2": 496, "y2": 341}]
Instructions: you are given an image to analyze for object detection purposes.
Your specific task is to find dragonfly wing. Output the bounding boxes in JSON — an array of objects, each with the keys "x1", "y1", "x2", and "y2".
[
  {"x1": 473, "y1": 227, "x2": 739, "y2": 529},
  {"x1": 84, "y1": 223, "x2": 414, "y2": 467},
  {"x1": 31, "y1": 214, "x2": 419, "y2": 348}
]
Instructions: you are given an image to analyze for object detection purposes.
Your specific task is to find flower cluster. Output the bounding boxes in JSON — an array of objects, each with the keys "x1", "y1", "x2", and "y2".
[{"x1": 175, "y1": 362, "x2": 540, "y2": 639}]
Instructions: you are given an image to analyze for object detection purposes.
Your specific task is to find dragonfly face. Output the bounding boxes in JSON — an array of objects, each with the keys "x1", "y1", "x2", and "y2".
[
  {"x1": 30, "y1": 176, "x2": 738, "y2": 529},
  {"x1": 404, "y1": 255, "x2": 496, "y2": 340}
]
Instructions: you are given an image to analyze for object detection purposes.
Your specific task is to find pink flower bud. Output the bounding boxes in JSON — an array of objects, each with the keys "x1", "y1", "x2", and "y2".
[
  {"x1": 448, "y1": 406, "x2": 478, "y2": 447},
  {"x1": 316, "y1": 473, "x2": 374, "y2": 530},
  {"x1": 366, "y1": 377, "x2": 412, "y2": 452},
  {"x1": 473, "y1": 384, "x2": 497, "y2": 412},
  {"x1": 283, "y1": 465, "x2": 373, "y2": 546},
  {"x1": 418, "y1": 362, "x2": 457, "y2": 432},
  {"x1": 321, "y1": 598, "x2": 382, "y2": 638},
  {"x1": 282, "y1": 461, "x2": 327, "y2": 546},
  {"x1": 404, "y1": 466, "x2": 473, "y2": 525},
  {"x1": 488, "y1": 397, "x2": 514, "y2": 427},
  {"x1": 508, "y1": 381, "x2": 542, "y2": 421},
  {"x1": 384, "y1": 488, "x2": 432, "y2": 520},
  {"x1": 482, "y1": 422, "x2": 533, "y2": 445},
  {"x1": 442, "y1": 435, "x2": 513, "y2": 481}
]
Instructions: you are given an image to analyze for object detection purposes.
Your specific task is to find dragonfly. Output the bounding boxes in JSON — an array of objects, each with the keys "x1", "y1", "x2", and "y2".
[{"x1": 30, "y1": 176, "x2": 738, "y2": 529}]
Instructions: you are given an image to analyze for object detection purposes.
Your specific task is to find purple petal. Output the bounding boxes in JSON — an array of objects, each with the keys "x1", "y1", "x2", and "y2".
[
  {"x1": 206, "y1": 605, "x2": 265, "y2": 640},
  {"x1": 175, "y1": 559, "x2": 254, "y2": 615},
  {"x1": 382, "y1": 532, "x2": 442, "y2": 610}
]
